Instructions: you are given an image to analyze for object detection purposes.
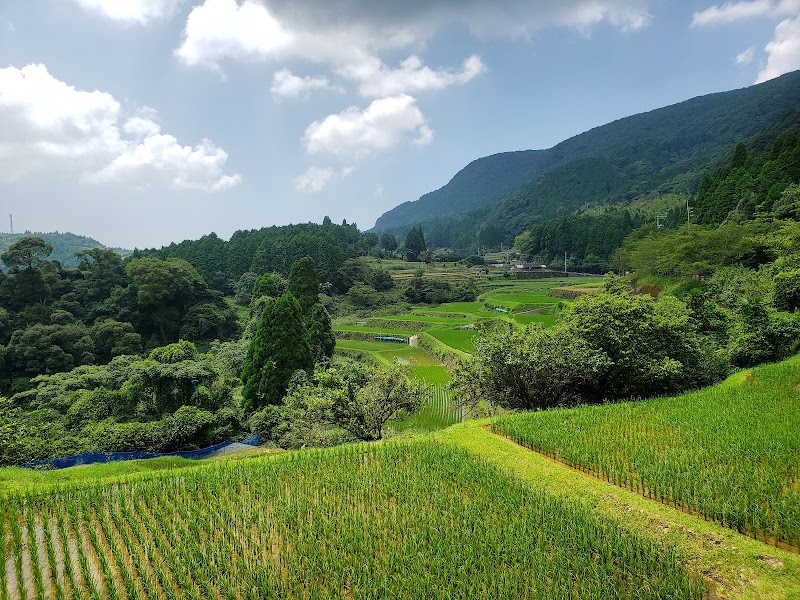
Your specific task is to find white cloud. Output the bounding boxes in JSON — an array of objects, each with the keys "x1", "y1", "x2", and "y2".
[
  {"x1": 691, "y1": 0, "x2": 773, "y2": 26},
  {"x1": 73, "y1": 0, "x2": 184, "y2": 24},
  {"x1": 338, "y1": 54, "x2": 487, "y2": 98},
  {"x1": 736, "y1": 46, "x2": 756, "y2": 63},
  {"x1": 294, "y1": 166, "x2": 355, "y2": 192},
  {"x1": 175, "y1": 0, "x2": 293, "y2": 69},
  {"x1": 270, "y1": 69, "x2": 339, "y2": 99},
  {"x1": 303, "y1": 95, "x2": 432, "y2": 158},
  {"x1": 176, "y1": 0, "x2": 651, "y2": 73},
  {"x1": 295, "y1": 166, "x2": 334, "y2": 192},
  {"x1": 757, "y1": 15, "x2": 800, "y2": 81},
  {"x1": 691, "y1": 0, "x2": 799, "y2": 25},
  {"x1": 0, "y1": 64, "x2": 240, "y2": 192}
]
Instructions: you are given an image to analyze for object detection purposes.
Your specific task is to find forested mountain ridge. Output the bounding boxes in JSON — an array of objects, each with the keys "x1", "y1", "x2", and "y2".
[
  {"x1": 0, "y1": 232, "x2": 129, "y2": 269},
  {"x1": 371, "y1": 70, "x2": 800, "y2": 250}
]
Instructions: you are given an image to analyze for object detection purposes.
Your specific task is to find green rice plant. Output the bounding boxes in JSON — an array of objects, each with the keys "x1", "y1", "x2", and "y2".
[
  {"x1": 493, "y1": 354, "x2": 800, "y2": 548},
  {"x1": 0, "y1": 439, "x2": 704, "y2": 599}
]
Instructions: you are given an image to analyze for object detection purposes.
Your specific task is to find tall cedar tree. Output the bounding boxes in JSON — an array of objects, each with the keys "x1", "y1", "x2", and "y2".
[
  {"x1": 288, "y1": 256, "x2": 320, "y2": 315},
  {"x1": 307, "y1": 303, "x2": 336, "y2": 362},
  {"x1": 404, "y1": 226, "x2": 427, "y2": 261},
  {"x1": 241, "y1": 293, "x2": 313, "y2": 410}
]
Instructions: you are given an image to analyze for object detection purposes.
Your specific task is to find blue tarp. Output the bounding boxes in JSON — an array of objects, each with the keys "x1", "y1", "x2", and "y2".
[
  {"x1": 22, "y1": 434, "x2": 260, "y2": 470},
  {"x1": 374, "y1": 336, "x2": 407, "y2": 343}
]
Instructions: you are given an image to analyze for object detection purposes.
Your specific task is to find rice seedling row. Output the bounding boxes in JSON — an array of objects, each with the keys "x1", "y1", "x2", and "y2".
[
  {"x1": 492, "y1": 355, "x2": 800, "y2": 549},
  {"x1": 1, "y1": 440, "x2": 704, "y2": 599}
]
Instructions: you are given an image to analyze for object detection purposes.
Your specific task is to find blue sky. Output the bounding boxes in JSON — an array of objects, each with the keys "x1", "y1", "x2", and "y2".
[{"x1": 1, "y1": 0, "x2": 798, "y2": 249}]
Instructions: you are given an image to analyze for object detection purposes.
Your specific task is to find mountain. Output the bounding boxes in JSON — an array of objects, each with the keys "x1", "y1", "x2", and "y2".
[
  {"x1": 0, "y1": 232, "x2": 130, "y2": 268},
  {"x1": 371, "y1": 70, "x2": 800, "y2": 250}
]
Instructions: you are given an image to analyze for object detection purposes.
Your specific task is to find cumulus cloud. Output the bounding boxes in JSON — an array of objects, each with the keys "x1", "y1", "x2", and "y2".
[
  {"x1": 0, "y1": 64, "x2": 240, "y2": 191},
  {"x1": 176, "y1": 0, "x2": 293, "y2": 69},
  {"x1": 691, "y1": 0, "x2": 773, "y2": 25},
  {"x1": 73, "y1": 0, "x2": 184, "y2": 24},
  {"x1": 294, "y1": 166, "x2": 355, "y2": 192},
  {"x1": 338, "y1": 54, "x2": 487, "y2": 98},
  {"x1": 270, "y1": 69, "x2": 339, "y2": 99},
  {"x1": 303, "y1": 95, "x2": 432, "y2": 158},
  {"x1": 176, "y1": 0, "x2": 651, "y2": 72},
  {"x1": 691, "y1": 0, "x2": 799, "y2": 25},
  {"x1": 757, "y1": 15, "x2": 800, "y2": 81},
  {"x1": 736, "y1": 46, "x2": 756, "y2": 63}
]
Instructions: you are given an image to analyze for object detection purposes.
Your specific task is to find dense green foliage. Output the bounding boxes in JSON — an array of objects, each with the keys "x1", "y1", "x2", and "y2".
[
  {"x1": 493, "y1": 354, "x2": 800, "y2": 548},
  {"x1": 403, "y1": 225, "x2": 427, "y2": 261},
  {"x1": 241, "y1": 293, "x2": 313, "y2": 410},
  {"x1": 0, "y1": 340, "x2": 247, "y2": 465},
  {"x1": 287, "y1": 255, "x2": 320, "y2": 315},
  {"x1": 0, "y1": 241, "x2": 238, "y2": 392},
  {"x1": 374, "y1": 71, "x2": 800, "y2": 251},
  {"x1": 695, "y1": 133, "x2": 800, "y2": 224},
  {"x1": 1, "y1": 440, "x2": 704, "y2": 599},
  {"x1": 453, "y1": 277, "x2": 726, "y2": 411},
  {"x1": 0, "y1": 231, "x2": 128, "y2": 269},
  {"x1": 142, "y1": 219, "x2": 377, "y2": 294}
]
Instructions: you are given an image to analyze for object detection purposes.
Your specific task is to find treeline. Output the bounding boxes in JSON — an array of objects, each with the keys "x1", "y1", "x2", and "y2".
[
  {"x1": 0, "y1": 237, "x2": 238, "y2": 394},
  {"x1": 455, "y1": 273, "x2": 800, "y2": 413},
  {"x1": 140, "y1": 218, "x2": 376, "y2": 294},
  {"x1": 515, "y1": 210, "x2": 645, "y2": 273},
  {"x1": 0, "y1": 255, "x2": 426, "y2": 465},
  {"x1": 695, "y1": 133, "x2": 800, "y2": 225},
  {"x1": 0, "y1": 231, "x2": 128, "y2": 269}
]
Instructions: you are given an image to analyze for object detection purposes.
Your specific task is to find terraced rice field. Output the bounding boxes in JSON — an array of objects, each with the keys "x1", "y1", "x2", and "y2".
[
  {"x1": 493, "y1": 354, "x2": 800, "y2": 550},
  {"x1": 1, "y1": 440, "x2": 705, "y2": 599}
]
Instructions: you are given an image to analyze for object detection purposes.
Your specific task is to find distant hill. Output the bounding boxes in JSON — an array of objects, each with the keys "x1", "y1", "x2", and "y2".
[
  {"x1": 371, "y1": 70, "x2": 800, "y2": 250},
  {"x1": 0, "y1": 232, "x2": 130, "y2": 268}
]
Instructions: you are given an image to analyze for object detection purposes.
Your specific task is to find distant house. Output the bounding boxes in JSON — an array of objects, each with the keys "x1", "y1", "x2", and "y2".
[{"x1": 514, "y1": 262, "x2": 547, "y2": 271}]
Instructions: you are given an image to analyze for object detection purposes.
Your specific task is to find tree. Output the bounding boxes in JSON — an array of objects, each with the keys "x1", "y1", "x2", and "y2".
[
  {"x1": 288, "y1": 256, "x2": 320, "y2": 315},
  {"x1": 241, "y1": 293, "x2": 313, "y2": 411},
  {"x1": 404, "y1": 227, "x2": 427, "y2": 261},
  {"x1": 252, "y1": 272, "x2": 285, "y2": 300},
  {"x1": 560, "y1": 276, "x2": 718, "y2": 400},
  {"x1": 1, "y1": 236, "x2": 53, "y2": 272},
  {"x1": 775, "y1": 269, "x2": 800, "y2": 312},
  {"x1": 340, "y1": 363, "x2": 426, "y2": 440},
  {"x1": 381, "y1": 233, "x2": 398, "y2": 252},
  {"x1": 90, "y1": 319, "x2": 143, "y2": 363},
  {"x1": 451, "y1": 323, "x2": 609, "y2": 412},
  {"x1": 307, "y1": 303, "x2": 335, "y2": 362}
]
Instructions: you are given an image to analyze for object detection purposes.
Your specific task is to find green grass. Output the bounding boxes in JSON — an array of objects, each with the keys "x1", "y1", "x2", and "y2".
[
  {"x1": 511, "y1": 313, "x2": 558, "y2": 327},
  {"x1": 377, "y1": 314, "x2": 473, "y2": 325},
  {"x1": 440, "y1": 422, "x2": 800, "y2": 599},
  {"x1": 1, "y1": 439, "x2": 705, "y2": 599},
  {"x1": 0, "y1": 457, "x2": 199, "y2": 494},
  {"x1": 493, "y1": 354, "x2": 800, "y2": 549},
  {"x1": 333, "y1": 325, "x2": 417, "y2": 336},
  {"x1": 335, "y1": 340, "x2": 439, "y2": 368},
  {"x1": 425, "y1": 328, "x2": 478, "y2": 352}
]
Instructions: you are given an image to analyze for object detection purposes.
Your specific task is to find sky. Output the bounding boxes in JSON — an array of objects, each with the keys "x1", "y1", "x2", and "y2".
[{"x1": 1, "y1": 0, "x2": 799, "y2": 249}]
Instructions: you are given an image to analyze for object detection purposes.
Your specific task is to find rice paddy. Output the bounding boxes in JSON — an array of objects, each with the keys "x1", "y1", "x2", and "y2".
[
  {"x1": 1, "y1": 440, "x2": 705, "y2": 600},
  {"x1": 493, "y1": 354, "x2": 800, "y2": 550}
]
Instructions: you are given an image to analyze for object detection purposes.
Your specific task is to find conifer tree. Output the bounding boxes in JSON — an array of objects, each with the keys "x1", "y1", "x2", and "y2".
[
  {"x1": 241, "y1": 293, "x2": 313, "y2": 410},
  {"x1": 307, "y1": 303, "x2": 335, "y2": 362},
  {"x1": 288, "y1": 256, "x2": 320, "y2": 315}
]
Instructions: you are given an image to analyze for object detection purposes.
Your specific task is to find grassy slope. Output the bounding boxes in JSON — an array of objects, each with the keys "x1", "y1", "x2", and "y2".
[
  {"x1": 439, "y1": 422, "x2": 800, "y2": 599},
  {"x1": 492, "y1": 356, "x2": 800, "y2": 548}
]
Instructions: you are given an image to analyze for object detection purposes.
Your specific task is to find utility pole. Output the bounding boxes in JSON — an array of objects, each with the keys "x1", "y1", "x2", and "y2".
[
  {"x1": 564, "y1": 250, "x2": 567, "y2": 274},
  {"x1": 656, "y1": 215, "x2": 667, "y2": 228},
  {"x1": 9, "y1": 214, "x2": 12, "y2": 235},
  {"x1": 686, "y1": 200, "x2": 694, "y2": 232}
]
